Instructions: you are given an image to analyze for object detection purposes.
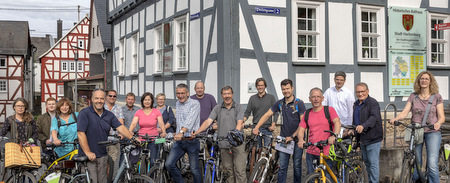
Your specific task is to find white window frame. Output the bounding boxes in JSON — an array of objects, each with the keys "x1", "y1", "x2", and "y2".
[
  {"x1": 174, "y1": 15, "x2": 189, "y2": 71},
  {"x1": 57, "y1": 85, "x2": 64, "y2": 97},
  {"x1": 428, "y1": 13, "x2": 450, "y2": 67},
  {"x1": 78, "y1": 39, "x2": 85, "y2": 49},
  {"x1": 0, "y1": 57, "x2": 6, "y2": 68},
  {"x1": 61, "y1": 61, "x2": 68, "y2": 72},
  {"x1": 291, "y1": 0, "x2": 325, "y2": 64},
  {"x1": 77, "y1": 61, "x2": 84, "y2": 72},
  {"x1": 118, "y1": 39, "x2": 125, "y2": 76},
  {"x1": 154, "y1": 25, "x2": 164, "y2": 74},
  {"x1": 356, "y1": 4, "x2": 386, "y2": 63},
  {"x1": 69, "y1": 62, "x2": 76, "y2": 72},
  {"x1": 131, "y1": 33, "x2": 139, "y2": 75},
  {"x1": 0, "y1": 80, "x2": 7, "y2": 92}
]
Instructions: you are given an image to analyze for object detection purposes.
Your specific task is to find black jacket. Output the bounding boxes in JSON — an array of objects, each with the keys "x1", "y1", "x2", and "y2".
[{"x1": 353, "y1": 95, "x2": 383, "y2": 145}]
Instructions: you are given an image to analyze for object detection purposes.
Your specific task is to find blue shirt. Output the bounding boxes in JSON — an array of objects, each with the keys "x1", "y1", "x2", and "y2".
[
  {"x1": 77, "y1": 105, "x2": 122, "y2": 158},
  {"x1": 51, "y1": 112, "x2": 78, "y2": 158},
  {"x1": 175, "y1": 98, "x2": 200, "y2": 137},
  {"x1": 270, "y1": 96, "x2": 306, "y2": 137},
  {"x1": 353, "y1": 99, "x2": 367, "y2": 126}
]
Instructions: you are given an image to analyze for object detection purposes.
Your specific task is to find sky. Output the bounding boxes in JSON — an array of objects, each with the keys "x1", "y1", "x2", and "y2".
[{"x1": 0, "y1": 0, "x2": 91, "y2": 38}]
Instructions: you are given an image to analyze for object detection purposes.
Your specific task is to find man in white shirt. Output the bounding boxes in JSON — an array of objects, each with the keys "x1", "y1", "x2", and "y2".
[{"x1": 323, "y1": 71, "x2": 355, "y2": 127}]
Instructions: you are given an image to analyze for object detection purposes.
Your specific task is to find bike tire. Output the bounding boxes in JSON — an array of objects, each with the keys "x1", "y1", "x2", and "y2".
[
  {"x1": 399, "y1": 157, "x2": 414, "y2": 183},
  {"x1": 148, "y1": 166, "x2": 168, "y2": 183},
  {"x1": 107, "y1": 155, "x2": 114, "y2": 183},
  {"x1": 139, "y1": 154, "x2": 148, "y2": 175},
  {"x1": 439, "y1": 145, "x2": 449, "y2": 175},
  {"x1": 248, "y1": 158, "x2": 268, "y2": 183},
  {"x1": 302, "y1": 172, "x2": 332, "y2": 183},
  {"x1": 128, "y1": 174, "x2": 154, "y2": 183},
  {"x1": 71, "y1": 174, "x2": 89, "y2": 183},
  {"x1": 346, "y1": 159, "x2": 368, "y2": 183},
  {"x1": 6, "y1": 171, "x2": 37, "y2": 183},
  {"x1": 204, "y1": 164, "x2": 213, "y2": 183},
  {"x1": 199, "y1": 159, "x2": 205, "y2": 182}
]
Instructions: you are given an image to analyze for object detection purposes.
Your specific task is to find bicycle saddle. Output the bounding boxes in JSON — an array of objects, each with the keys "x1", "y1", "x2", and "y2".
[{"x1": 73, "y1": 156, "x2": 89, "y2": 162}]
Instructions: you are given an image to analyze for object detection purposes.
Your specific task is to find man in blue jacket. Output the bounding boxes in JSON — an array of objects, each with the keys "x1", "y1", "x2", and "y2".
[{"x1": 351, "y1": 82, "x2": 383, "y2": 183}]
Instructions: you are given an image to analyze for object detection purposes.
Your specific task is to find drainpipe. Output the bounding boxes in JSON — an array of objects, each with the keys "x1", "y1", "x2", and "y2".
[{"x1": 101, "y1": 49, "x2": 107, "y2": 89}]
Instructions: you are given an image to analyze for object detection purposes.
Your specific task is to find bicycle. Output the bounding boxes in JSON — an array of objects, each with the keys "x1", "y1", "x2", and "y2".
[
  {"x1": 243, "y1": 125, "x2": 261, "y2": 178},
  {"x1": 147, "y1": 137, "x2": 173, "y2": 183},
  {"x1": 138, "y1": 134, "x2": 159, "y2": 175},
  {"x1": 247, "y1": 133, "x2": 285, "y2": 183},
  {"x1": 439, "y1": 138, "x2": 450, "y2": 176},
  {"x1": 395, "y1": 121, "x2": 434, "y2": 183},
  {"x1": 38, "y1": 141, "x2": 79, "y2": 183},
  {"x1": 302, "y1": 130, "x2": 368, "y2": 183},
  {"x1": 0, "y1": 137, "x2": 38, "y2": 183},
  {"x1": 200, "y1": 132, "x2": 229, "y2": 183}
]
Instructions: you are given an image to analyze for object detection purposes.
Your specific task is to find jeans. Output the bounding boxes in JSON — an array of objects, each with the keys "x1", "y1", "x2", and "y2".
[
  {"x1": 278, "y1": 144, "x2": 302, "y2": 183},
  {"x1": 257, "y1": 128, "x2": 272, "y2": 148},
  {"x1": 361, "y1": 141, "x2": 381, "y2": 183},
  {"x1": 413, "y1": 132, "x2": 441, "y2": 183},
  {"x1": 306, "y1": 153, "x2": 334, "y2": 180},
  {"x1": 148, "y1": 142, "x2": 160, "y2": 169},
  {"x1": 165, "y1": 139, "x2": 201, "y2": 183}
]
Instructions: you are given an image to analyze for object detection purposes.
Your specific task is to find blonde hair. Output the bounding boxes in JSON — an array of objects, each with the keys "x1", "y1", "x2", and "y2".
[{"x1": 414, "y1": 71, "x2": 439, "y2": 94}]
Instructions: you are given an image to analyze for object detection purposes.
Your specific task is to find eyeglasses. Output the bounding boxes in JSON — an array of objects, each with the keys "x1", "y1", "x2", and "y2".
[
  {"x1": 108, "y1": 95, "x2": 117, "y2": 98},
  {"x1": 15, "y1": 105, "x2": 25, "y2": 108},
  {"x1": 355, "y1": 90, "x2": 366, "y2": 94},
  {"x1": 419, "y1": 78, "x2": 430, "y2": 81}
]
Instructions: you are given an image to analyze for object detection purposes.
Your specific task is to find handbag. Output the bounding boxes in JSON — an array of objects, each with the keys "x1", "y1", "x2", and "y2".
[
  {"x1": 404, "y1": 94, "x2": 435, "y2": 144},
  {"x1": 5, "y1": 142, "x2": 41, "y2": 168}
]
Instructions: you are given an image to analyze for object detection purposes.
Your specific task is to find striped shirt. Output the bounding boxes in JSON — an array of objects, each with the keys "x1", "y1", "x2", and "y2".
[{"x1": 175, "y1": 98, "x2": 200, "y2": 137}]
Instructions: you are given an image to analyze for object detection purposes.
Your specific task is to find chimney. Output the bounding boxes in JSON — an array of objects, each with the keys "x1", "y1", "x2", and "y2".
[{"x1": 57, "y1": 19, "x2": 62, "y2": 40}]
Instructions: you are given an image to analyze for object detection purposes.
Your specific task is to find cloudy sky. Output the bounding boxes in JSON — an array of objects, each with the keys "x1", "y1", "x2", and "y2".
[{"x1": 0, "y1": 0, "x2": 91, "y2": 37}]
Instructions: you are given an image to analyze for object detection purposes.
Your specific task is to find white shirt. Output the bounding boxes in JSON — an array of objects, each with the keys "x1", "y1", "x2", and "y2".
[{"x1": 322, "y1": 86, "x2": 355, "y2": 126}]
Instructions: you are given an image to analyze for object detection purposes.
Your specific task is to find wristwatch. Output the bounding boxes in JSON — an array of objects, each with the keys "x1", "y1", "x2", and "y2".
[{"x1": 180, "y1": 129, "x2": 185, "y2": 134}]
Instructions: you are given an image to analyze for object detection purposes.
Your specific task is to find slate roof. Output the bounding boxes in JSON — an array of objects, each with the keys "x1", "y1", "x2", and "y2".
[
  {"x1": 93, "y1": 0, "x2": 111, "y2": 48},
  {"x1": 31, "y1": 35, "x2": 54, "y2": 62},
  {"x1": 0, "y1": 21, "x2": 30, "y2": 55}
]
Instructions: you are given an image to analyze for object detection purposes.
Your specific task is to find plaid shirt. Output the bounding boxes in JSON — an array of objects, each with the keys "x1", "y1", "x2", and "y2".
[
  {"x1": 104, "y1": 103, "x2": 123, "y2": 135},
  {"x1": 175, "y1": 98, "x2": 200, "y2": 137}
]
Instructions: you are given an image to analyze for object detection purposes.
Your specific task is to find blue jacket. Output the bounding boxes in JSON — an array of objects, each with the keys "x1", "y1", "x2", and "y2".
[
  {"x1": 161, "y1": 106, "x2": 176, "y2": 133},
  {"x1": 353, "y1": 95, "x2": 383, "y2": 145}
]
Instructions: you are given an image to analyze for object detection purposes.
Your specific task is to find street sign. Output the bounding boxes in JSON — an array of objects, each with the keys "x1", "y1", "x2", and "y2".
[
  {"x1": 435, "y1": 23, "x2": 450, "y2": 31},
  {"x1": 255, "y1": 7, "x2": 280, "y2": 14}
]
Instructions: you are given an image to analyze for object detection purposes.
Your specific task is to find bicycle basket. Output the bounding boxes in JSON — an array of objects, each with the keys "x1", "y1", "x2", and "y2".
[{"x1": 404, "y1": 123, "x2": 424, "y2": 144}]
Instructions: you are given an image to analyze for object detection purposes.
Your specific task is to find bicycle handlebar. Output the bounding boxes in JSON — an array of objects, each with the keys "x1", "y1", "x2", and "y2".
[
  {"x1": 394, "y1": 121, "x2": 434, "y2": 129},
  {"x1": 303, "y1": 139, "x2": 329, "y2": 149}
]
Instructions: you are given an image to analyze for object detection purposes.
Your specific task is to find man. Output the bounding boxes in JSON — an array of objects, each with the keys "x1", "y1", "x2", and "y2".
[
  {"x1": 36, "y1": 97, "x2": 56, "y2": 154},
  {"x1": 165, "y1": 83, "x2": 201, "y2": 183},
  {"x1": 190, "y1": 81, "x2": 217, "y2": 126},
  {"x1": 244, "y1": 78, "x2": 277, "y2": 148},
  {"x1": 253, "y1": 79, "x2": 306, "y2": 183},
  {"x1": 122, "y1": 92, "x2": 141, "y2": 132},
  {"x1": 297, "y1": 88, "x2": 341, "y2": 176},
  {"x1": 194, "y1": 86, "x2": 247, "y2": 183},
  {"x1": 350, "y1": 82, "x2": 382, "y2": 183},
  {"x1": 77, "y1": 88, "x2": 139, "y2": 183},
  {"x1": 323, "y1": 71, "x2": 355, "y2": 127},
  {"x1": 104, "y1": 90, "x2": 124, "y2": 177}
]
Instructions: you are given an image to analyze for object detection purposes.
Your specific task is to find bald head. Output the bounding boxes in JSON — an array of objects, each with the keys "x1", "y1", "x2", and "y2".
[{"x1": 194, "y1": 81, "x2": 205, "y2": 98}]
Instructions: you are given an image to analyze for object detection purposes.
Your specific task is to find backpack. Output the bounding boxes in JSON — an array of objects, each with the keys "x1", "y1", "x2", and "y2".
[
  {"x1": 278, "y1": 98, "x2": 301, "y2": 125},
  {"x1": 55, "y1": 112, "x2": 77, "y2": 130},
  {"x1": 304, "y1": 106, "x2": 333, "y2": 132}
]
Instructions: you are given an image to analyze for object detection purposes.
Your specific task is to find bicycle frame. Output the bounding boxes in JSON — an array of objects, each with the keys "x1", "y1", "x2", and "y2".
[
  {"x1": 316, "y1": 152, "x2": 338, "y2": 183},
  {"x1": 204, "y1": 142, "x2": 219, "y2": 183},
  {"x1": 38, "y1": 149, "x2": 78, "y2": 182}
]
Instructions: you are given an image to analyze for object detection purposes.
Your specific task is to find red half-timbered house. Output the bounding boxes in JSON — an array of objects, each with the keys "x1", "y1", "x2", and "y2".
[{"x1": 40, "y1": 16, "x2": 90, "y2": 111}]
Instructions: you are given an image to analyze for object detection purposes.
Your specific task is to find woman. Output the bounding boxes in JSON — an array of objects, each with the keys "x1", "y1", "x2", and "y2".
[
  {"x1": 51, "y1": 98, "x2": 78, "y2": 158},
  {"x1": 1, "y1": 98, "x2": 38, "y2": 144},
  {"x1": 390, "y1": 71, "x2": 445, "y2": 183},
  {"x1": 155, "y1": 93, "x2": 176, "y2": 136},
  {"x1": 129, "y1": 92, "x2": 167, "y2": 167}
]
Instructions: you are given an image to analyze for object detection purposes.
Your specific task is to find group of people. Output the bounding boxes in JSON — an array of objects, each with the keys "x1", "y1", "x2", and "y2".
[{"x1": 0, "y1": 70, "x2": 445, "y2": 183}]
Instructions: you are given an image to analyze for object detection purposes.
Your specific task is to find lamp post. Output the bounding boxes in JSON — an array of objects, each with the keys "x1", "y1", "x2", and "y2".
[{"x1": 71, "y1": 45, "x2": 82, "y2": 112}]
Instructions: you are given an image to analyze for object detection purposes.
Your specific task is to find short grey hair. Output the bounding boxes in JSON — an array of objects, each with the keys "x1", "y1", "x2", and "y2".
[
  {"x1": 334, "y1": 71, "x2": 346, "y2": 79},
  {"x1": 355, "y1": 82, "x2": 369, "y2": 90},
  {"x1": 309, "y1": 87, "x2": 323, "y2": 96},
  {"x1": 176, "y1": 83, "x2": 189, "y2": 92}
]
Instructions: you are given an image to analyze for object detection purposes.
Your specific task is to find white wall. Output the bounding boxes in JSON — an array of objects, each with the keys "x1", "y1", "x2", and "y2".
[
  {"x1": 205, "y1": 61, "x2": 218, "y2": 100},
  {"x1": 239, "y1": 5, "x2": 253, "y2": 50},
  {"x1": 328, "y1": 73, "x2": 355, "y2": 93},
  {"x1": 388, "y1": 0, "x2": 422, "y2": 8},
  {"x1": 253, "y1": 15, "x2": 287, "y2": 53},
  {"x1": 240, "y1": 59, "x2": 262, "y2": 104},
  {"x1": 296, "y1": 73, "x2": 323, "y2": 103},
  {"x1": 329, "y1": 2, "x2": 353, "y2": 65},
  {"x1": 360, "y1": 72, "x2": 384, "y2": 102},
  {"x1": 268, "y1": 62, "x2": 287, "y2": 99},
  {"x1": 248, "y1": 0, "x2": 286, "y2": 7},
  {"x1": 435, "y1": 76, "x2": 449, "y2": 100}
]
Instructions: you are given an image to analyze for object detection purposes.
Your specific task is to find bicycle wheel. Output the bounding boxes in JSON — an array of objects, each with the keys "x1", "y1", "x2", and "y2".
[
  {"x1": 302, "y1": 172, "x2": 332, "y2": 183},
  {"x1": 139, "y1": 154, "x2": 148, "y2": 175},
  {"x1": 6, "y1": 171, "x2": 37, "y2": 183},
  {"x1": 71, "y1": 174, "x2": 89, "y2": 183},
  {"x1": 107, "y1": 155, "x2": 114, "y2": 183},
  {"x1": 399, "y1": 157, "x2": 414, "y2": 183},
  {"x1": 128, "y1": 174, "x2": 154, "y2": 183},
  {"x1": 439, "y1": 145, "x2": 449, "y2": 174},
  {"x1": 148, "y1": 166, "x2": 168, "y2": 183},
  {"x1": 346, "y1": 159, "x2": 368, "y2": 183},
  {"x1": 42, "y1": 172, "x2": 72, "y2": 183},
  {"x1": 199, "y1": 159, "x2": 205, "y2": 181},
  {"x1": 204, "y1": 164, "x2": 213, "y2": 183},
  {"x1": 248, "y1": 158, "x2": 267, "y2": 183}
]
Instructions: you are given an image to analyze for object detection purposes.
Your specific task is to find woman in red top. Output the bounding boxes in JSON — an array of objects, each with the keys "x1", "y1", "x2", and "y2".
[{"x1": 129, "y1": 92, "x2": 166, "y2": 168}]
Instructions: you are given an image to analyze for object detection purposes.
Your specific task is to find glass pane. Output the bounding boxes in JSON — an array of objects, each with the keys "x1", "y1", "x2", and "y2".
[
  {"x1": 431, "y1": 43, "x2": 437, "y2": 52},
  {"x1": 370, "y1": 12, "x2": 377, "y2": 22},
  {"x1": 298, "y1": 19, "x2": 306, "y2": 30},
  {"x1": 431, "y1": 30, "x2": 437, "y2": 39},
  {"x1": 370, "y1": 23, "x2": 377, "y2": 33},
  {"x1": 298, "y1": 35, "x2": 306, "y2": 45},
  {"x1": 298, "y1": 47, "x2": 306, "y2": 58},
  {"x1": 308, "y1": 8, "x2": 316, "y2": 19},
  {"x1": 308, "y1": 35, "x2": 316, "y2": 46},
  {"x1": 362, "y1": 37, "x2": 369, "y2": 46},
  {"x1": 370, "y1": 37, "x2": 377, "y2": 47},
  {"x1": 439, "y1": 44, "x2": 444, "y2": 53},
  {"x1": 431, "y1": 19, "x2": 437, "y2": 28},
  {"x1": 308, "y1": 20, "x2": 316, "y2": 31},
  {"x1": 362, "y1": 22, "x2": 368, "y2": 32},
  {"x1": 362, "y1": 48, "x2": 368, "y2": 58},
  {"x1": 309, "y1": 47, "x2": 316, "y2": 58},
  {"x1": 371, "y1": 48, "x2": 378, "y2": 58},
  {"x1": 432, "y1": 53, "x2": 437, "y2": 63},
  {"x1": 361, "y1": 12, "x2": 368, "y2": 21},
  {"x1": 438, "y1": 54, "x2": 444, "y2": 63},
  {"x1": 437, "y1": 30, "x2": 444, "y2": 39},
  {"x1": 298, "y1": 8, "x2": 306, "y2": 18}
]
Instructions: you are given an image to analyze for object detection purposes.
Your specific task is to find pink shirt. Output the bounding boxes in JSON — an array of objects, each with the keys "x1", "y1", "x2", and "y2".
[
  {"x1": 300, "y1": 106, "x2": 339, "y2": 156},
  {"x1": 134, "y1": 108, "x2": 162, "y2": 140}
]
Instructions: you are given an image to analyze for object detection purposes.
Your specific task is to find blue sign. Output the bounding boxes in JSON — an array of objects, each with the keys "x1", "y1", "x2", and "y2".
[
  {"x1": 190, "y1": 13, "x2": 200, "y2": 20},
  {"x1": 255, "y1": 7, "x2": 280, "y2": 14}
]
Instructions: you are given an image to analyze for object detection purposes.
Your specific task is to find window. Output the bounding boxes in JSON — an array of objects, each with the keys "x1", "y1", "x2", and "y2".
[
  {"x1": 77, "y1": 62, "x2": 84, "y2": 72},
  {"x1": 57, "y1": 85, "x2": 64, "y2": 97},
  {"x1": 429, "y1": 13, "x2": 449, "y2": 66},
  {"x1": 69, "y1": 62, "x2": 75, "y2": 72},
  {"x1": 292, "y1": 0, "x2": 325, "y2": 63},
  {"x1": 97, "y1": 25, "x2": 99, "y2": 37},
  {"x1": 131, "y1": 33, "x2": 139, "y2": 74},
  {"x1": 118, "y1": 39, "x2": 125, "y2": 76},
  {"x1": 61, "y1": 61, "x2": 68, "y2": 72},
  {"x1": 356, "y1": 5, "x2": 386, "y2": 63},
  {"x1": 93, "y1": 27, "x2": 95, "y2": 38},
  {"x1": 78, "y1": 39, "x2": 85, "y2": 49},
  {"x1": 154, "y1": 26, "x2": 163, "y2": 73},
  {"x1": 0, "y1": 80, "x2": 6, "y2": 92},
  {"x1": 174, "y1": 15, "x2": 188, "y2": 70},
  {"x1": 0, "y1": 58, "x2": 6, "y2": 68}
]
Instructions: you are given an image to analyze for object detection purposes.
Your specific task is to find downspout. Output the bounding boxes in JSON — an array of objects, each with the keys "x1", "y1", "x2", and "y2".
[{"x1": 101, "y1": 49, "x2": 107, "y2": 89}]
